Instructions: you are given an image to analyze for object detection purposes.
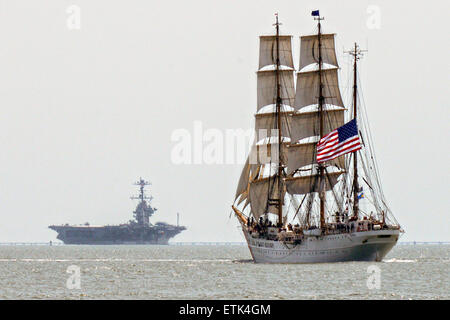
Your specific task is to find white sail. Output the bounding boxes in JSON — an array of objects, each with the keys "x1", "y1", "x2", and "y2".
[
  {"x1": 294, "y1": 68, "x2": 344, "y2": 110},
  {"x1": 287, "y1": 60, "x2": 345, "y2": 176},
  {"x1": 299, "y1": 34, "x2": 338, "y2": 71},
  {"x1": 257, "y1": 70, "x2": 295, "y2": 112},
  {"x1": 231, "y1": 17, "x2": 401, "y2": 265},
  {"x1": 287, "y1": 142, "x2": 315, "y2": 175},
  {"x1": 285, "y1": 167, "x2": 344, "y2": 195},
  {"x1": 235, "y1": 158, "x2": 251, "y2": 198},
  {"x1": 236, "y1": 31, "x2": 295, "y2": 217},
  {"x1": 239, "y1": 22, "x2": 345, "y2": 220},
  {"x1": 259, "y1": 35, "x2": 294, "y2": 70},
  {"x1": 249, "y1": 142, "x2": 288, "y2": 166},
  {"x1": 248, "y1": 176, "x2": 283, "y2": 219},
  {"x1": 287, "y1": 140, "x2": 345, "y2": 175},
  {"x1": 289, "y1": 107, "x2": 345, "y2": 143},
  {"x1": 255, "y1": 112, "x2": 292, "y2": 138}
]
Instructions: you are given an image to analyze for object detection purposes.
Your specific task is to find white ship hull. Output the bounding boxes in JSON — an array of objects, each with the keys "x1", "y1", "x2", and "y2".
[{"x1": 243, "y1": 229, "x2": 399, "y2": 263}]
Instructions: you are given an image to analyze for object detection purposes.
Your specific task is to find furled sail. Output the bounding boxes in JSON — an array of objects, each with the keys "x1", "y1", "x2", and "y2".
[{"x1": 299, "y1": 34, "x2": 338, "y2": 71}]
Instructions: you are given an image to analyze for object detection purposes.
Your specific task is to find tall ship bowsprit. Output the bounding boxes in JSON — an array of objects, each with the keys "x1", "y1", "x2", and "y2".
[
  {"x1": 49, "y1": 178, "x2": 186, "y2": 244},
  {"x1": 231, "y1": 12, "x2": 403, "y2": 263}
]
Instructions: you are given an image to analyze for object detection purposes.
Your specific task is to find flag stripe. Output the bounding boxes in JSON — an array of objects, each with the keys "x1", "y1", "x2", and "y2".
[
  {"x1": 316, "y1": 119, "x2": 361, "y2": 163},
  {"x1": 317, "y1": 134, "x2": 339, "y2": 151},
  {"x1": 317, "y1": 143, "x2": 361, "y2": 162},
  {"x1": 318, "y1": 145, "x2": 361, "y2": 162},
  {"x1": 317, "y1": 136, "x2": 360, "y2": 156},
  {"x1": 317, "y1": 137, "x2": 361, "y2": 158}
]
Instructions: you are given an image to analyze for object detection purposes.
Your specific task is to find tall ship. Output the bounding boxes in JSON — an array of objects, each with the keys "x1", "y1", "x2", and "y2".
[
  {"x1": 231, "y1": 12, "x2": 403, "y2": 263},
  {"x1": 49, "y1": 178, "x2": 186, "y2": 244}
]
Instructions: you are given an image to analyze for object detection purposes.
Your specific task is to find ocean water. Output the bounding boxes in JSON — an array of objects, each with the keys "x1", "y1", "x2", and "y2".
[{"x1": 0, "y1": 244, "x2": 448, "y2": 299}]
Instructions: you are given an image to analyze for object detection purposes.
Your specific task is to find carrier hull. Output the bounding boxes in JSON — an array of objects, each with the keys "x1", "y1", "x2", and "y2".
[
  {"x1": 243, "y1": 229, "x2": 399, "y2": 263},
  {"x1": 49, "y1": 225, "x2": 185, "y2": 245}
]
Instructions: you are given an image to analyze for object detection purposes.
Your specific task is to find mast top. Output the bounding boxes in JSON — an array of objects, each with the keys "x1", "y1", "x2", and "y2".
[
  {"x1": 134, "y1": 177, "x2": 150, "y2": 187},
  {"x1": 345, "y1": 42, "x2": 367, "y2": 61},
  {"x1": 131, "y1": 177, "x2": 152, "y2": 202},
  {"x1": 273, "y1": 12, "x2": 282, "y2": 28},
  {"x1": 312, "y1": 10, "x2": 324, "y2": 21}
]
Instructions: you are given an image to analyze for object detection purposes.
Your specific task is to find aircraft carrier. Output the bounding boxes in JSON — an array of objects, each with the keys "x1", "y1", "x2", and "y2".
[{"x1": 49, "y1": 178, "x2": 186, "y2": 244}]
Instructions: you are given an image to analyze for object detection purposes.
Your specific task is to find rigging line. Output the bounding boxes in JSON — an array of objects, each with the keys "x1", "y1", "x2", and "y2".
[
  {"x1": 285, "y1": 193, "x2": 295, "y2": 219},
  {"x1": 304, "y1": 193, "x2": 315, "y2": 227},
  {"x1": 317, "y1": 73, "x2": 345, "y2": 215},
  {"x1": 267, "y1": 68, "x2": 293, "y2": 146},
  {"x1": 354, "y1": 65, "x2": 386, "y2": 205},
  {"x1": 304, "y1": 167, "x2": 320, "y2": 225},
  {"x1": 357, "y1": 70, "x2": 386, "y2": 201},
  {"x1": 360, "y1": 148, "x2": 383, "y2": 214},
  {"x1": 361, "y1": 176, "x2": 373, "y2": 190},
  {"x1": 324, "y1": 167, "x2": 344, "y2": 213},
  {"x1": 359, "y1": 100, "x2": 393, "y2": 221},
  {"x1": 321, "y1": 65, "x2": 338, "y2": 107},
  {"x1": 290, "y1": 193, "x2": 308, "y2": 223},
  {"x1": 278, "y1": 71, "x2": 294, "y2": 139}
]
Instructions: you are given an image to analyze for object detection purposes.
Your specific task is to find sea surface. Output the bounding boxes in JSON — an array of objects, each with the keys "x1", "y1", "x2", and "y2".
[{"x1": 0, "y1": 244, "x2": 448, "y2": 299}]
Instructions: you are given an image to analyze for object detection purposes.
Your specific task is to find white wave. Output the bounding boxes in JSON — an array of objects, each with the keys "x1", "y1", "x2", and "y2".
[{"x1": 384, "y1": 258, "x2": 417, "y2": 263}]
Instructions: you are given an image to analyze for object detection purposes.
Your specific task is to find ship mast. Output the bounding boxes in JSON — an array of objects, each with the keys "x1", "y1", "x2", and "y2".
[
  {"x1": 274, "y1": 13, "x2": 283, "y2": 227},
  {"x1": 316, "y1": 13, "x2": 326, "y2": 229},
  {"x1": 131, "y1": 178, "x2": 152, "y2": 226},
  {"x1": 346, "y1": 43, "x2": 365, "y2": 219},
  {"x1": 131, "y1": 178, "x2": 151, "y2": 202}
]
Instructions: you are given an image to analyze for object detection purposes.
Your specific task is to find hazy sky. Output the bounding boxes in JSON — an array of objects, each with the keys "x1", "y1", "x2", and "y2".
[{"x1": 0, "y1": 0, "x2": 448, "y2": 242}]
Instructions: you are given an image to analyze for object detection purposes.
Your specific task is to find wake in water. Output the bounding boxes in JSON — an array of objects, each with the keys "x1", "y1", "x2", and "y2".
[
  {"x1": 232, "y1": 259, "x2": 254, "y2": 264},
  {"x1": 383, "y1": 258, "x2": 417, "y2": 263},
  {"x1": 0, "y1": 258, "x2": 235, "y2": 263}
]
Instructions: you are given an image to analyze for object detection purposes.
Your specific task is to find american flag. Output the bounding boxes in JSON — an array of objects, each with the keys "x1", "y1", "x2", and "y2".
[{"x1": 316, "y1": 119, "x2": 362, "y2": 163}]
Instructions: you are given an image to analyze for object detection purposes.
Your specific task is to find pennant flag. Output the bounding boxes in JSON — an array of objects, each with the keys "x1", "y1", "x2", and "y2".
[
  {"x1": 317, "y1": 119, "x2": 362, "y2": 163},
  {"x1": 357, "y1": 186, "x2": 364, "y2": 199},
  {"x1": 311, "y1": 10, "x2": 320, "y2": 16}
]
